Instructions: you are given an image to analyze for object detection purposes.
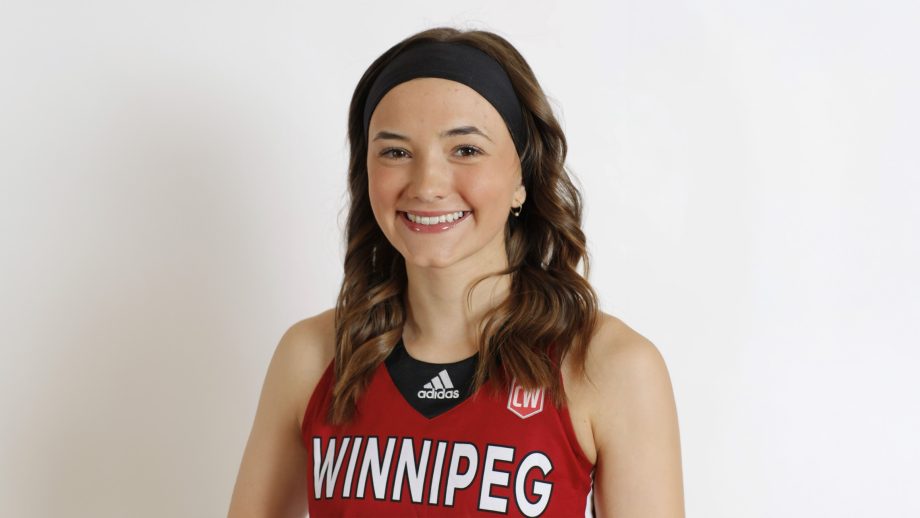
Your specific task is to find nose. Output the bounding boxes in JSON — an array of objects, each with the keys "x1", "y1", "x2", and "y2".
[{"x1": 407, "y1": 151, "x2": 450, "y2": 202}]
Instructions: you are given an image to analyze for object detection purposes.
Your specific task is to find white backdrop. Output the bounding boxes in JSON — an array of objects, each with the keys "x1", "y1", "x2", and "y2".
[{"x1": 2, "y1": 1, "x2": 917, "y2": 516}]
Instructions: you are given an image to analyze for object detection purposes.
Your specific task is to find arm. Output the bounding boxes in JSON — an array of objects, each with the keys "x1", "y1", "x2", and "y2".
[
  {"x1": 589, "y1": 321, "x2": 685, "y2": 517},
  {"x1": 228, "y1": 314, "x2": 331, "y2": 517}
]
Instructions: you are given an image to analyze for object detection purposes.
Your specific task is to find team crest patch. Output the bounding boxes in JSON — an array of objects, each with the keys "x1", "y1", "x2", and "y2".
[{"x1": 506, "y1": 378, "x2": 545, "y2": 419}]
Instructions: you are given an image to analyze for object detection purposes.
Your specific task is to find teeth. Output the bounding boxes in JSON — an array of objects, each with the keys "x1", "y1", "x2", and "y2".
[{"x1": 406, "y1": 211, "x2": 467, "y2": 225}]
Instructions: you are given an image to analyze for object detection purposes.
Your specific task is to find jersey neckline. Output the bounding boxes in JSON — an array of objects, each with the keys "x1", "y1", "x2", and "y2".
[{"x1": 381, "y1": 350, "x2": 487, "y2": 422}]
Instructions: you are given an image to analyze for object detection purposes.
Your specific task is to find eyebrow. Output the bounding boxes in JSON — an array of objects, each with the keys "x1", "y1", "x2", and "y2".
[{"x1": 372, "y1": 125, "x2": 493, "y2": 143}]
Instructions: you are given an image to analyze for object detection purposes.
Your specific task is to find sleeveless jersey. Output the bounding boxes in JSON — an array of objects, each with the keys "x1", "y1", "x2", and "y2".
[{"x1": 301, "y1": 353, "x2": 596, "y2": 517}]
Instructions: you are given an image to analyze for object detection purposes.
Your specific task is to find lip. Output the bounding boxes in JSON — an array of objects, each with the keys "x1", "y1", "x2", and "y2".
[
  {"x1": 398, "y1": 210, "x2": 471, "y2": 233},
  {"x1": 400, "y1": 209, "x2": 470, "y2": 217}
]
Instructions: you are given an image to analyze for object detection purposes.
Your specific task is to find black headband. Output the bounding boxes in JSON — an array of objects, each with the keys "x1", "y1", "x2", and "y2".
[{"x1": 363, "y1": 40, "x2": 526, "y2": 157}]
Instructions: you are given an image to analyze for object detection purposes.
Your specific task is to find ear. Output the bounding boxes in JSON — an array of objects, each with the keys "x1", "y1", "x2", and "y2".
[{"x1": 513, "y1": 184, "x2": 526, "y2": 206}]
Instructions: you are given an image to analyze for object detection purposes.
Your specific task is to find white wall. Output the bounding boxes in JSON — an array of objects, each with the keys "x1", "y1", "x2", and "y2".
[{"x1": 2, "y1": 1, "x2": 917, "y2": 516}]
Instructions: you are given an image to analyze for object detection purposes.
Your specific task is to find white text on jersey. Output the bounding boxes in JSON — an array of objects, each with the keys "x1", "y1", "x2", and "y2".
[{"x1": 312, "y1": 435, "x2": 554, "y2": 516}]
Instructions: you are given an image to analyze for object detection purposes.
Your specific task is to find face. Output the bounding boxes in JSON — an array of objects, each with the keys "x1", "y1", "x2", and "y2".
[{"x1": 366, "y1": 77, "x2": 525, "y2": 271}]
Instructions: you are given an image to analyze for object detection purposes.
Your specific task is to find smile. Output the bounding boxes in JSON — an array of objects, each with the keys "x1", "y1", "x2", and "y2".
[
  {"x1": 405, "y1": 211, "x2": 470, "y2": 225},
  {"x1": 399, "y1": 210, "x2": 472, "y2": 233}
]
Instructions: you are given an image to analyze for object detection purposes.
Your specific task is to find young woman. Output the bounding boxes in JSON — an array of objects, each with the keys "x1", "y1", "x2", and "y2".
[{"x1": 229, "y1": 27, "x2": 684, "y2": 517}]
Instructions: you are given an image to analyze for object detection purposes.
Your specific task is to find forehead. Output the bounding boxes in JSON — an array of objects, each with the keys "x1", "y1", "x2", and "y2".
[{"x1": 369, "y1": 77, "x2": 504, "y2": 131}]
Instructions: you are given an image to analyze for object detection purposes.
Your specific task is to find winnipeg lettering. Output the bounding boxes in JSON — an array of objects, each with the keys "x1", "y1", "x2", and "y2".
[{"x1": 312, "y1": 436, "x2": 554, "y2": 516}]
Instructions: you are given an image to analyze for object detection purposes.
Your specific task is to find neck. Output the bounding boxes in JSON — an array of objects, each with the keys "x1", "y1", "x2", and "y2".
[{"x1": 402, "y1": 255, "x2": 511, "y2": 363}]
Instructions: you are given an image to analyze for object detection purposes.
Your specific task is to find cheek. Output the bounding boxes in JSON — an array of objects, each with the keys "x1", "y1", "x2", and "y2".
[
  {"x1": 462, "y1": 175, "x2": 511, "y2": 213},
  {"x1": 366, "y1": 169, "x2": 396, "y2": 210},
  {"x1": 366, "y1": 179, "x2": 390, "y2": 231}
]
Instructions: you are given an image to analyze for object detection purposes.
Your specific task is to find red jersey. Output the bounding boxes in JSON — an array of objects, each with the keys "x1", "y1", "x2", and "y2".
[{"x1": 301, "y1": 356, "x2": 596, "y2": 517}]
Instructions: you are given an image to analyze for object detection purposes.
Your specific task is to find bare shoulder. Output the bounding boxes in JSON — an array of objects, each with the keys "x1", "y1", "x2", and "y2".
[
  {"x1": 584, "y1": 312, "x2": 671, "y2": 387},
  {"x1": 582, "y1": 312, "x2": 677, "y2": 438},
  {"x1": 279, "y1": 308, "x2": 337, "y2": 432},
  {"x1": 227, "y1": 308, "x2": 337, "y2": 517},
  {"x1": 280, "y1": 308, "x2": 337, "y2": 372},
  {"x1": 583, "y1": 311, "x2": 685, "y2": 516}
]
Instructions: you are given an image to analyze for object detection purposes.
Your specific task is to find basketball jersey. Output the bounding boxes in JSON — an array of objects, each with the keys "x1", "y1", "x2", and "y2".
[{"x1": 301, "y1": 341, "x2": 597, "y2": 517}]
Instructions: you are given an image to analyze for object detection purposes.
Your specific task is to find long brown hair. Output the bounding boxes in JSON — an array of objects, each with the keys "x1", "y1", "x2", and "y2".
[{"x1": 330, "y1": 27, "x2": 598, "y2": 425}]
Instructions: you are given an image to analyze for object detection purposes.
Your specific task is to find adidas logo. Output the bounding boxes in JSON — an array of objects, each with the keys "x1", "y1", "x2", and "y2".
[{"x1": 417, "y1": 369, "x2": 461, "y2": 399}]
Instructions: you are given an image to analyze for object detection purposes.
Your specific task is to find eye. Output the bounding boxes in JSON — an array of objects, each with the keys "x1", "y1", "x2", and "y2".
[
  {"x1": 380, "y1": 148, "x2": 410, "y2": 160},
  {"x1": 456, "y1": 145, "x2": 484, "y2": 158}
]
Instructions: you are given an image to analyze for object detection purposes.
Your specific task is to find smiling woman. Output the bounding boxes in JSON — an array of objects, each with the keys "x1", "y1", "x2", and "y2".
[
  {"x1": 367, "y1": 77, "x2": 525, "y2": 270},
  {"x1": 229, "y1": 26, "x2": 684, "y2": 518}
]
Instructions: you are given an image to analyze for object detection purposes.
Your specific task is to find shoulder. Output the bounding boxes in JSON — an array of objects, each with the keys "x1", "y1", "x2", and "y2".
[
  {"x1": 584, "y1": 312, "x2": 671, "y2": 386},
  {"x1": 582, "y1": 312, "x2": 676, "y2": 432},
  {"x1": 278, "y1": 308, "x2": 337, "y2": 370},
  {"x1": 227, "y1": 309, "x2": 337, "y2": 516},
  {"x1": 268, "y1": 308, "x2": 337, "y2": 431},
  {"x1": 562, "y1": 312, "x2": 674, "y2": 459},
  {"x1": 581, "y1": 312, "x2": 685, "y2": 515}
]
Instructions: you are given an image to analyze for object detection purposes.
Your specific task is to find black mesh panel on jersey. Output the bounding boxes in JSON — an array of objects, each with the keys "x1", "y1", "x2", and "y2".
[{"x1": 384, "y1": 338, "x2": 479, "y2": 419}]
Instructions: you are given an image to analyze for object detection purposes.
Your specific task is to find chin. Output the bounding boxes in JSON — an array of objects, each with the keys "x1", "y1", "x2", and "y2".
[{"x1": 402, "y1": 251, "x2": 461, "y2": 270}]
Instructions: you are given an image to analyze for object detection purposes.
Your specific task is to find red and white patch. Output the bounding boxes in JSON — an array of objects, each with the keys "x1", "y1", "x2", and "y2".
[{"x1": 506, "y1": 378, "x2": 545, "y2": 419}]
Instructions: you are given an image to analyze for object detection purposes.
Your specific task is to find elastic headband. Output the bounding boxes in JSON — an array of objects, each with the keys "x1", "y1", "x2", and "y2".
[{"x1": 363, "y1": 40, "x2": 526, "y2": 157}]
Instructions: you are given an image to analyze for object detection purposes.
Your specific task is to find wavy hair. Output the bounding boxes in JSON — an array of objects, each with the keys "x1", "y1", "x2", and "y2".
[{"x1": 330, "y1": 27, "x2": 598, "y2": 425}]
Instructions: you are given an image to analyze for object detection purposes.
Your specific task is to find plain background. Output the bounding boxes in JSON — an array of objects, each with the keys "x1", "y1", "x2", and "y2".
[{"x1": 2, "y1": 0, "x2": 917, "y2": 516}]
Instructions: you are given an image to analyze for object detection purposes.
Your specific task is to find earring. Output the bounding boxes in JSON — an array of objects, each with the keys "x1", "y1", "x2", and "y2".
[{"x1": 511, "y1": 204, "x2": 523, "y2": 217}]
